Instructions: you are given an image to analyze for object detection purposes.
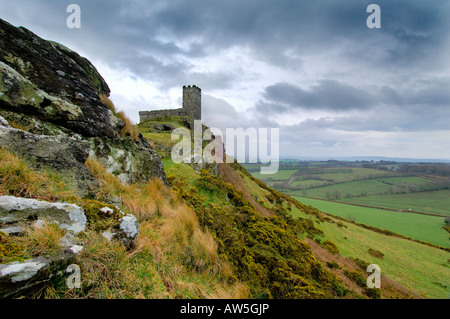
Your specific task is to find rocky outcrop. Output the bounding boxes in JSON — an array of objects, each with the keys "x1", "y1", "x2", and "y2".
[
  {"x1": 0, "y1": 196, "x2": 87, "y2": 235},
  {"x1": 0, "y1": 18, "x2": 167, "y2": 191},
  {"x1": 0, "y1": 115, "x2": 93, "y2": 194},
  {"x1": 0, "y1": 195, "x2": 140, "y2": 297},
  {"x1": 0, "y1": 195, "x2": 86, "y2": 297},
  {"x1": 0, "y1": 253, "x2": 77, "y2": 298},
  {"x1": 0, "y1": 19, "x2": 114, "y2": 138}
]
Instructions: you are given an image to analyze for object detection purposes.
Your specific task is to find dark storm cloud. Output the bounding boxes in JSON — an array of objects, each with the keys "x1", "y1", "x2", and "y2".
[
  {"x1": 408, "y1": 78, "x2": 450, "y2": 107},
  {"x1": 2, "y1": 0, "x2": 449, "y2": 85},
  {"x1": 263, "y1": 81, "x2": 377, "y2": 111}
]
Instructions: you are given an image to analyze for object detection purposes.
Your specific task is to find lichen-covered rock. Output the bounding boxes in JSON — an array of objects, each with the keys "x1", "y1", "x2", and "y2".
[
  {"x1": 0, "y1": 195, "x2": 85, "y2": 298},
  {"x1": 118, "y1": 214, "x2": 140, "y2": 247},
  {"x1": 0, "y1": 18, "x2": 168, "y2": 189},
  {"x1": 0, "y1": 19, "x2": 117, "y2": 139},
  {"x1": 0, "y1": 253, "x2": 76, "y2": 298},
  {"x1": 89, "y1": 136, "x2": 166, "y2": 184},
  {"x1": 0, "y1": 196, "x2": 141, "y2": 297},
  {"x1": 0, "y1": 196, "x2": 87, "y2": 234},
  {"x1": 0, "y1": 122, "x2": 94, "y2": 195}
]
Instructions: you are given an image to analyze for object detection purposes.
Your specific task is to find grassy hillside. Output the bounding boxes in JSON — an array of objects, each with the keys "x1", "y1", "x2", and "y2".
[
  {"x1": 139, "y1": 117, "x2": 448, "y2": 299},
  {"x1": 0, "y1": 147, "x2": 246, "y2": 298},
  {"x1": 292, "y1": 197, "x2": 449, "y2": 248},
  {"x1": 290, "y1": 207, "x2": 450, "y2": 299},
  {"x1": 230, "y1": 163, "x2": 450, "y2": 299},
  {"x1": 2, "y1": 117, "x2": 448, "y2": 299},
  {"x1": 344, "y1": 191, "x2": 450, "y2": 216}
]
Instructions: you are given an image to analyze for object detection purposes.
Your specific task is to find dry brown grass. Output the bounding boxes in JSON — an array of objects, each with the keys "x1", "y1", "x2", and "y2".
[
  {"x1": 99, "y1": 94, "x2": 117, "y2": 113},
  {"x1": 83, "y1": 156, "x2": 249, "y2": 298},
  {"x1": 116, "y1": 111, "x2": 139, "y2": 142},
  {"x1": 84, "y1": 156, "x2": 127, "y2": 198},
  {"x1": 99, "y1": 94, "x2": 139, "y2": 142},
  {"x1": 0, "y1": 147, "x2": 75, "y2": 201},
  {"x1": 219, "y1": 163, "x2": 272, "y2": 217},
  {"x1": 18, "y1": 220, "x2": 66, "y2": 257}
]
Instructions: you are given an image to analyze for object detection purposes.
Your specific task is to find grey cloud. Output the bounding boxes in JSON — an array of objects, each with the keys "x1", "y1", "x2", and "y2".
[
  {"x1": 263, "y1": 81, "x2": 376, "y2": 111},
  {"x1": 3, "y1": 0, "x2": 449, "y2": 86},
  {"x1": 280, "y1": 104, "x2": 450, "y2": 133},
  {"x1": 409, "y1": 78, "x2": 450, "y2": 107}
]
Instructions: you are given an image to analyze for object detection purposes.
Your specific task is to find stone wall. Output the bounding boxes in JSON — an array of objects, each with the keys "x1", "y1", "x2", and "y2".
[
  {"x1": 139, "y1": 108, "x2": 185, "y2": 122},
  {"x1": 139, "y1": 85, "x2": 202, "y2": 123}
]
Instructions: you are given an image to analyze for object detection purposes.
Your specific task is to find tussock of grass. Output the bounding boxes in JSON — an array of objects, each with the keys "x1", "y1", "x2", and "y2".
[
  {"x1": 99, "y1": 94, "x2": 117, "y2": 113},
  {"x1": 99, "y1": 94, "x2": 139, "y2": 142},
  {"x1": 85, "y1": 156, "x2": 169, "y2": 220},
  {"x1": 116, "y1": 111, "x2": 139, "y2": 142},
  {"x1": 18, "y1": 220, "x2": 66, "y2": 257},
  {"x1": 0, "y1": 147, "x2": 74, "y2": 201},
  {"x1": 85, "y1": 155, "x2": 127, "y2": 198}
]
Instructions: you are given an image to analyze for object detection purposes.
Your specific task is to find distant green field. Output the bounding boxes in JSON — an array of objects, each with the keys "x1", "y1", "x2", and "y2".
[
  {"x1": 250, "y1": 169, "x2": 297, "y2": 181},
  {"x1": 345, "y1": 190, "x2": 450, "y2": 216},
  {"x1": 293, "y1": 197, "x2": 449, "y2": 248},
  {"x1": 287, "y1": 176, "x2": 441, "y2": 199},
  {"x1": 289, "y1": 179, "x2": 331, "y2": 188},
  {"x1": 310, "y1": 167, "x2": 395, "y2": 183},
  {"x1": 290, "y1": 179, "x2": 389, "y2": 198},
  {"x1": 289, "y1": 204, "x2": 450, "y2": 299}
]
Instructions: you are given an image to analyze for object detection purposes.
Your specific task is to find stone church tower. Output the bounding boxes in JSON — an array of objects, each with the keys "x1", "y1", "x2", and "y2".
[{"x1": 182, "y1": 85, "x2": 201, "y2": 121}]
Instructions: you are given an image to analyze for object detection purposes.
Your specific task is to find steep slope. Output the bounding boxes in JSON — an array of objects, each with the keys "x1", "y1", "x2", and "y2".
[
  {"x1": 0, "y1": 18, "x2": 166, "y2": 195},
  {"x1": 139, "y1": 117, "x2": 420, "y2": 299}
]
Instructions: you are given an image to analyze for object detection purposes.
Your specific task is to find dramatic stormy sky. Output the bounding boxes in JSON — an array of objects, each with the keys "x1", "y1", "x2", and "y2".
[{"x1": 1, "y1": 0, "x2": 449, "y2": 160}]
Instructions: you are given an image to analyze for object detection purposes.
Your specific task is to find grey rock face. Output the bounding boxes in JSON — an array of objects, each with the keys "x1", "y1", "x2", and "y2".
[
  {"x1": 0, "y1": 196, "x2": 141, "y2": 297},
  {"x1": 89, "y1": 136, "x2": 167, "y2": 185},
  {"x1": 100, "y1": 208, "x2": 140, "y2": 248},
  {"x1": 0, "y1": 196, "x2": 87, "y2": 234},
  {"x1": 0, "y1": 254, "x2": 76, "y2": 298},
  {"x1": 0, "y1": 18, "x2": 168, "y2": 191},
  {"x1": 0, "y1": 19, "x2": 116, "y2": 138},
  {"x1": 0, "y1": 123, "x2": 93, "y2": 191},
  {"x1": 118, "y1": 214, "x2": 140, "y2": 246},
  {"x1": 0, "y1": 196, "x2": 86, "y2": 298}
]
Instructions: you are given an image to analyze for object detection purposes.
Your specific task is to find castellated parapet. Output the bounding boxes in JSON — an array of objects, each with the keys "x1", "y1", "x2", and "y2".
[{"x1": 139, "y1": 85, "x2": 201, "y2": 123}]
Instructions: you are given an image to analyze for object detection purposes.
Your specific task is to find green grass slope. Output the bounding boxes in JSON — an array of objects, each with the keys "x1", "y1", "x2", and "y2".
[
  {"x1": 292, "y1": 197, "x2": 449, "y2": 248},
  {"x1": 140, "y1": 117, "x2": 447, "y2": 299}
]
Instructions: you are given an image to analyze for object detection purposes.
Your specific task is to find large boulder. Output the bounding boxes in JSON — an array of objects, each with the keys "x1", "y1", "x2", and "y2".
[
  {"x1": 0, "y1": 115, "x2": 93, "y2": 194},
  {"x1": 0, "y1": 18, "x2": 167, "y2": 190},
  {"x1": 0, "y1": 254, "x2": 76, "y2": 298},
  {"x1": 0, "y1": 195, "x2": 140, "y2": 297},
  {"x1": 0, "y1": 196, "x2": 87, "y2": 235},
  {"x1": 0, "y1": 19, "x2": 115, "y2": 138}
]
